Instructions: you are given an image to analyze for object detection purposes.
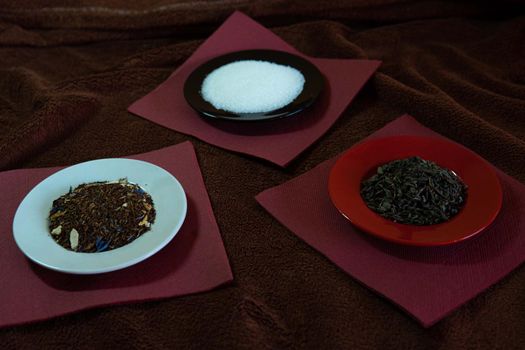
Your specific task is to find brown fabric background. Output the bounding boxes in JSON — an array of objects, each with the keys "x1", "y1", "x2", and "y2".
[{"x1": 1, "y1": 1, "x2": 524, "y2": 348}]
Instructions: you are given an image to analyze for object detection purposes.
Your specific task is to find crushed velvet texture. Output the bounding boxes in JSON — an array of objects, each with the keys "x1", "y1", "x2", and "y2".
[{"x1": 1, "y1": 1, "x2": 524, "y2": 349}]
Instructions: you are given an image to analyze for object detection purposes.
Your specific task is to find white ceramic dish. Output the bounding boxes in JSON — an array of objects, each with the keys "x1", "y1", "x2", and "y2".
[{"x1": 12, "y1": 158, "x2": 187, "y2": 274}]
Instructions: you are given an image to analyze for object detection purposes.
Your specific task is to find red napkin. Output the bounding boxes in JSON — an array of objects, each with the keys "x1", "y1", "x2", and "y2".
[
  {"x1": 128, "y1": 11, "x2": 380, "y2": 167},
  {"x1": 0, "y1": 141, "x2": 232, "y2": 328},
  {"x1": 256, "y1": 115, "x2": 525, "y2": 327}
]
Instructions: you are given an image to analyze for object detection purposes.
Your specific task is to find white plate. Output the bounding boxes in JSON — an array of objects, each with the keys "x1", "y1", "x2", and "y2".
[{"x1": 12, "y1": 158, "x2": 187, "y2": 274}]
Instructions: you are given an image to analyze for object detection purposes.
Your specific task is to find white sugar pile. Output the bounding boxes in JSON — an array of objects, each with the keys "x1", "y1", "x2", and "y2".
[{"x1": 201, "y1": 60, "x2": 305, "y2": 114}]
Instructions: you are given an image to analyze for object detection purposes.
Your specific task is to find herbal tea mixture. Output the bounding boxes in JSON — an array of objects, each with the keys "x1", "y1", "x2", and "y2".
[
  {"x1": 360, "y1": 157, "x2": 467, "y2": 225},
  {"x1": 48, "y1": 179, "x2": 156, "y2": 252}
]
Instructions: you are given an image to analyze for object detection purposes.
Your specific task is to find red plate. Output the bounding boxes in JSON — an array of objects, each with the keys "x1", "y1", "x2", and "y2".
[{"x1": 328, "y1": 135, "x2": 502, "y2": 246}]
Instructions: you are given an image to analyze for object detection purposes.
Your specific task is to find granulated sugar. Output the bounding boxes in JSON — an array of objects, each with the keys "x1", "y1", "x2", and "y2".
[{"x1": 201, "y1": 60, "x2": 305, "y2": 114}]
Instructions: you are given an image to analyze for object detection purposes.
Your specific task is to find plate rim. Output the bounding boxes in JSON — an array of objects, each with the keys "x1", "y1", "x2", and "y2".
[
  {"x1": 12, "y1": 158, "x2": 187, "y2": 274},
  {"x1": 183, "y1": 49, "x2": 325, "y2": 122},
  {"x1": 328, "y1": 135, "x2": 503, "y2": 247}
]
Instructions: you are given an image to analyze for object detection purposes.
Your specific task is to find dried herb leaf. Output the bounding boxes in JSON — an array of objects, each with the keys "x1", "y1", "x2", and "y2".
[{"x1": 360, "y1": 157, "x2": 467, "y2": 225}]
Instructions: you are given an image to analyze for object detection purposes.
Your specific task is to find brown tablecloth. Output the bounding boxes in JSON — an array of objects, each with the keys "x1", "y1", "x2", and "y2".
[{"x1": 1, "y1": 1, "x2": 524, "y2": 348}]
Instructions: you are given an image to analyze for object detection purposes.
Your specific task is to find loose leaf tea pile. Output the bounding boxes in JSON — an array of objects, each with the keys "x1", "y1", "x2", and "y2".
[
  {"x1": 360, "y1": 157, "x2": 467, "y2": 225},
  {"x1": 48, "y1": 179, "x2": 156, "y2": 252}
]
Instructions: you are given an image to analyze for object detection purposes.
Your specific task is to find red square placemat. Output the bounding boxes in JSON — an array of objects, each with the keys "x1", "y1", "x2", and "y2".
[
  {"x1": 256, "y1": 115, "x2": 525, "y2": 327},
  {"x1": 0, "y1": 141, "x2": 233, "y2": 328},
  {"x1": 129, "y1": 11, "x2": 380, "y2": 166}
]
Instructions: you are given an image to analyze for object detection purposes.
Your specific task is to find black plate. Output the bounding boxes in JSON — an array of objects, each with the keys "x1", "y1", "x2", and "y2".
[{"x1": 183, "y1": 49, "x2": 325, "y2": 122}]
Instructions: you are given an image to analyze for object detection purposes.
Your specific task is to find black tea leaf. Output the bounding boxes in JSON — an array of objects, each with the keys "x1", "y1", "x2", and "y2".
[{"x1": 360, "y1": 157, "x2": 467, "y2": 225}]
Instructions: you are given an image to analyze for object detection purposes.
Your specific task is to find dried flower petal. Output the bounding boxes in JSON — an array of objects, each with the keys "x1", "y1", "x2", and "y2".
[
  {"x1": 95, "y1": 237, "x2": 110, "y2": 252},
  {"x1": 134, "y1": 187, "x2": 145, "y2": 195},
  {"x1": 51, "y1": 225, "x2": 62, "y2": 235}
]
